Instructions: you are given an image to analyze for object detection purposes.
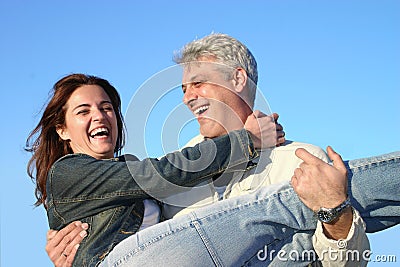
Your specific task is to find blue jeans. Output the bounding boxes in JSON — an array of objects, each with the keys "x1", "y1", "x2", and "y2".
[
  {"x1": 99, "y1": 152, "x2": 400, "y2": 266},
  {"x1": 346, "y1": 151, "x2": 400, "y2": 232}
]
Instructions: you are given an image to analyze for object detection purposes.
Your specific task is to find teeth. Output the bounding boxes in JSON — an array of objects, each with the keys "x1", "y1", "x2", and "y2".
[
  {"x1": 194, "y1": 105, "x2": 209, "y2": 115},
  {"x1": 90, "y1": 127, "x2": 109, "y2": 138}
]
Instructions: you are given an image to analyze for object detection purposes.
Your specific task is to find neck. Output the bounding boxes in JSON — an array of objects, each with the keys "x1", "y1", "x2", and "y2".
[{"x1": 204, "y1": 107, "x2": 253, "y2": 139}]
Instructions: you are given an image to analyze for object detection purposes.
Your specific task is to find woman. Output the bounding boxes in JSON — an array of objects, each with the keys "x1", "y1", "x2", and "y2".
[{"x1": 27, "y1": 73, "x2": 289, "y2": 266}]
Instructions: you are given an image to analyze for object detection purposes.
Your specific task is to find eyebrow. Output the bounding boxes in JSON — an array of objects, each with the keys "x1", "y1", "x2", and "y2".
[{"x1": 72, "y1": 100, "x2": 113, "y2": 111}]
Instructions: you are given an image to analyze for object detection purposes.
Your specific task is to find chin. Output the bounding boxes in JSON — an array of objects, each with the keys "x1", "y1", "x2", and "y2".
[
  {"x1": 200, "y1": 128, "x2": 226, "y2": 139},
  {"x1": 95, "y1": 148, "x2": 115, "y2": 157}
]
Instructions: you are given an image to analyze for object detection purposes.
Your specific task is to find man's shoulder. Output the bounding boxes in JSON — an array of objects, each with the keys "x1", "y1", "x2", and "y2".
[
  {"x1": 184, "y1": 134, "x2": 205, "y2": 148},
  {"x1": 272, "y1": 140, "x2": 329, "y2": 162},
  {"x1": 276, "y1": 140, "x2": 324, "y2": 151}
]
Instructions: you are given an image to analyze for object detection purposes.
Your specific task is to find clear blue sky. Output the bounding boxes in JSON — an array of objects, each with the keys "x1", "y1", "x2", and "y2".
[{"x1": 1, "y1": 1, "x2": 399, "y2": 266}]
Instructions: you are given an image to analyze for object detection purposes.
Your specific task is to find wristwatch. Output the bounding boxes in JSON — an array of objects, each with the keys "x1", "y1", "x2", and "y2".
[{"x1": 316, "y1": 197, "x2": 351, "y2": 224}]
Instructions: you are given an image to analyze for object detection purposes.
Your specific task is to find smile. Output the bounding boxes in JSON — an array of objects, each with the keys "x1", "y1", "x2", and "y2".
[
  {"x1": 89, "y1": 127, "x2": 110, "y2": 138},
  {"x1": 194, "y1": 105, "x2": 209, "y2": 116}
]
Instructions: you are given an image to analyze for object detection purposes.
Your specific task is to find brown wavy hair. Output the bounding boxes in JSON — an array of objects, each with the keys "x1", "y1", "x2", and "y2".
[{"x1": 25, "y1": 74, "x2": 126, "y2": 207}]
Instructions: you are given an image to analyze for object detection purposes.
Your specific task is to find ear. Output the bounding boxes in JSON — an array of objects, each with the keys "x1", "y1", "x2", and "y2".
[
  {"x1": 56, "y1": 126, "x2": 70, "y2": 141},
  {"x1": 232, "y1": 68, "x2": 248, "y2": 93}
]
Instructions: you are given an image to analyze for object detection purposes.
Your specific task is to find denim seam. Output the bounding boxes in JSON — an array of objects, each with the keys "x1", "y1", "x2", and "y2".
[
  {"x1": 111, "y1": 225, "x2": 190, "y2": 266},
  {"x1": 48, "y1": 165, "x2": 67, "y2": 225},
  {"x1": 52, "y1": 190, "x2": 147, "y2": 203},
  {"x1": 349, "y1": 157, "x2": 399, "y2": 171},
  {"x1": 194, "y1": 187, "x2": 295, "y2": 222},
  {"x1": 90, "y1": 208, "x2": 126, "y2": 267},
  {"x1": 191, "y1": 213, "x2": 224, "y2": 267},
  {"x1": 349, "y1": 155, "x2": 400, "y2": 168}
]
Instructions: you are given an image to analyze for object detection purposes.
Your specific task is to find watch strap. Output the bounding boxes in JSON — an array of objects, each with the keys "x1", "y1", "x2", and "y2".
[{"x1": 316, "y1": 197, "x2": 351, "y2": 224}]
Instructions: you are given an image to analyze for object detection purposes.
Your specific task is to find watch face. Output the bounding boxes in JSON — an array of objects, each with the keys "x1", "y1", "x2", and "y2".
[
  {"x1": 316, "y1": 198, "x2": 351, "y2": 224},
  {"x1": 317, "y1": 208, "x2": 337, "y2": 223}
]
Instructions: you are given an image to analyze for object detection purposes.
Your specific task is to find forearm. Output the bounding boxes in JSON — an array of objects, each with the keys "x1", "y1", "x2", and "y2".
[
  {"x1": 136, "y1": 129, "x2": 258, "y2": 197},
  {"x1": 48, "y1": 129, "x2": 258, "y2": 226}
]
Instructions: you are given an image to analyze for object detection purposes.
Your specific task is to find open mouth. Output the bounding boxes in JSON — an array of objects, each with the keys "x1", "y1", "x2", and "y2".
[
  {"x1": 89, "y1": 127, "x2": 110, "y2": 139},
  {"x1": 194, "y1": 105, "x2": 210, "y2": 116}
]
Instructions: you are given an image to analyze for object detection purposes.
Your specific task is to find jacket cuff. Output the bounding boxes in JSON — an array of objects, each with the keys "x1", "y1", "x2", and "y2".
[
  {"x1": 229, "y1": 129, "x2": 259, "y2": 163},
  {"x1": 312, "y1": 208, "x2": 371, "y2": 266}
]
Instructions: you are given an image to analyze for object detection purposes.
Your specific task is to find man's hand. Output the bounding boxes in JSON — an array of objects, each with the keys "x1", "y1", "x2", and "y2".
[
  {"x1": 291, "y1": 146, "x2": 353, "y2": 240},
  {"x1": 244, "y1": 111, "x2": 284, "y2": 149},
  {"x1": 46, "y1": 221, "x2": 88, "y2": 267}
]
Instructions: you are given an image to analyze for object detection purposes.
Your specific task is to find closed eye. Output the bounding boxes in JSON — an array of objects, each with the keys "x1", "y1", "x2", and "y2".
[
  {"x1": 182, "y1": 80, "x2": 207, "y2": 94},
  {"x1": 193, "y1": 81, "x2": 206, "y2": 88},
  {"x1": 77, "y1": 109, "x2": 90, "y2": 115},
  {"x1": 101, "y1": 105, "x2": 114, "y2": 112}
]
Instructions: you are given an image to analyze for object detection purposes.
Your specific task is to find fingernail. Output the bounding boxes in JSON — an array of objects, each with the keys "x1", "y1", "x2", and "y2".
[
  {"x1": 81, "y1": 223, "x2": 89, "y2": 229},
  {"x1": 80, "y1": 231, "x2": 87, "y2": 238},
  {"x1": 74, "y1": 244, "x2": 80, "y2": 250}
]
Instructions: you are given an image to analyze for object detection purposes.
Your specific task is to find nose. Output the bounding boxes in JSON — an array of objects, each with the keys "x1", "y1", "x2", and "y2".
[
  {"x1": 92, "y1": 107, "x2": 106, "y2": 122},
  {"x1": 183, "y1": 84, "x2": 198, "y2": 105}
]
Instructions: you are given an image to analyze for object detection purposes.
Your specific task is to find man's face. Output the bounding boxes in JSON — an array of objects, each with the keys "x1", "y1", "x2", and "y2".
[{"x1": 182, "y1": 60, "x2": 250, "y2": 138}]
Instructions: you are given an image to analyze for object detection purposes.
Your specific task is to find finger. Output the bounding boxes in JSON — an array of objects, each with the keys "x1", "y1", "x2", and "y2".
[
  {"x1": 276, "y1": 128, "x2": 285, "y2": 144},
  {"x1": 272, "y1": 112, "x2": 279, "y2": 122},
  {"x1": 253, "y1": 110, "x2": 261, "y2": 118},
  {"x1": 294, "y1": 167, "x2": 303, "y2": 179},
  {"x1": 65, "y1": 244, "x2": 80, "y2": 267},
  {"x1": 291, "y1": 174, "x2": 306, "y2": 198},
  {"x1": 299, "y1": 161, "x2": 308, "y2": 170},
  {"x1": 53, "y1": 255, "x2": 66, "y2": 267},
  {"x1": 291, "y1": 175, "x2": 298, "y2": 188},
  {"x1": 46, "y1": 221, "x2": 85, "y2": 260},
  {"x1": 63, "y1": 229, "x2": 87, "y2": 255},
  {"x1": 50, "y1": 222, "x2": 80, "y2": 247},
  {"x1": 295, "y1": 148, "x2": 322, "y2": 165},
  {"x1": 47, "y1": 229, "x2": 58, "y2": 241},
  {"x1": 276, "y1": 136, "x2": 285, "y2": 146},
  {"x1": 253, "y1": 110, "x2": 267, "y2": 118},
  {"x1": 46, "y1": 232, "x2": 65, "y2": 261},
  {"x1": 276, "y1": 129, "x2": 284, "y2": 138},
  {"x1": 327, "y1": 146, "x2": 347, "y2": 173}
]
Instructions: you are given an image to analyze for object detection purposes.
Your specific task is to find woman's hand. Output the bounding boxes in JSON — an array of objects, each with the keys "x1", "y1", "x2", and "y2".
[
  {"x1": 46, "y1": 221, "x2": 88, "y2": 267},
  {"x1": 244, "y1": 111, "x2": 285, "y2": 149}
]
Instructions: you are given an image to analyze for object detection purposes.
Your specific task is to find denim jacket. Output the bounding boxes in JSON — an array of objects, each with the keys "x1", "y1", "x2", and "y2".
[{"x1": 46, "y1": 129, "x2": 258, "y2": 266}]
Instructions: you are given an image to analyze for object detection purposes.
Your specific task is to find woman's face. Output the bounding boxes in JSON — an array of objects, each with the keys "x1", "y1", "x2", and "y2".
[{"x1": 57, "y1": 85, "x2": 118, "y2": 159}]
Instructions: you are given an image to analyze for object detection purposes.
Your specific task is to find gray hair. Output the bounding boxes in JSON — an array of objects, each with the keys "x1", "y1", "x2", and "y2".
[{"x1": 174, "y1": 33, "x2": 258, "y2": 107}]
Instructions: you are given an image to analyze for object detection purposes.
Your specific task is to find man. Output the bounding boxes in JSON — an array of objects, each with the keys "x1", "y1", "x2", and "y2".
[
  {"x1": 162, "y1": 33, "x2": 368, "y2": 265},
  {"x1": 47, "y1": 33, "x2": 372, "y2": 266}
]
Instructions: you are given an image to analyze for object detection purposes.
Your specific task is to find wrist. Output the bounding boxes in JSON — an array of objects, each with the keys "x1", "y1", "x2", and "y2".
[
  {"x1": 316, "y1": 197, "x2": 351, "y2": 224},
  {"x1": 315, "y1": 197, "x2": 353, "y2": 240},
  {"x1": 322, "y1": 206, "x2": 353, "y2": 240}
]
